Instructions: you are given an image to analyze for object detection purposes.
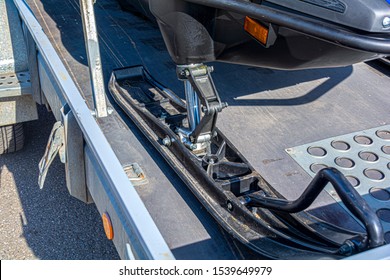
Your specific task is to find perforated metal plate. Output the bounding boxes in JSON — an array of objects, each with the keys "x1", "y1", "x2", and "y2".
[
  {"x1": 287, "y1": 126, "x2": 390, "y2": 243},
  {"x1": 0, "y1": 71, "x2": 31, "y2": 97}
]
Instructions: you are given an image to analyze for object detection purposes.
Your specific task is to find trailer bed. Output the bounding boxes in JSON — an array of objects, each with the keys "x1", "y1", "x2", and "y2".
[{"x1": 26, "y1": 0, "x2": 390, "y2": 258}]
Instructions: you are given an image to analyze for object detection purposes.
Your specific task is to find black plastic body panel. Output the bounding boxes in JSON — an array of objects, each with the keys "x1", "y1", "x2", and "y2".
[
  {"x1": 265, "y1": 0, "x2": 390, "y2": 33},
  {"x1": 120, "y1": 0, "x2": 390, "y2": 69},
  {"x1": 149, "y1": 0, "x2": 218, "y2": 64}
]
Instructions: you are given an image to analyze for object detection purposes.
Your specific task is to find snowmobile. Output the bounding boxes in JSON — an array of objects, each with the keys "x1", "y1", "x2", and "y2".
[{"x1": 110, "y1": 0, "x2": 390, "y2": 259}]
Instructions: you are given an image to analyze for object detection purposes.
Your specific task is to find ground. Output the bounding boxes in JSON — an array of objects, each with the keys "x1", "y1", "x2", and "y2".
[{"x1": 0, "y1": 105, "x2": 119, "y2": 260}]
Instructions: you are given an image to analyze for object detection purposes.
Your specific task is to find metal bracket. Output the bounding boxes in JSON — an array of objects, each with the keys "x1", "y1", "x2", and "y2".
[
  {"x1": 38, "y1": 121, "x2": 65, "y2": 189},
  {"x1": 123, "y1": 163, "x2": 148, "y2": 186},
  {"x1": 178, "y1": 65, "x2": 227, "y2": 144},
  {"x1": 79, "y1": 0, "x2": 108, "y2": 118}
]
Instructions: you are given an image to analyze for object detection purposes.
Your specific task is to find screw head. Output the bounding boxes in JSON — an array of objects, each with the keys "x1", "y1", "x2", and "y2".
[
  {"x1": 107, "y1": 106, "x2": 114, "y2": 115},
  {"x1": 190, "y1": 143, "x2": 198, "y2": 150},
  {"x1": 162, "y1": 137, "x2": 172, "y2": 147},
  {"x1": 180, "y1": 69, "x2": 190, "y2": 77},
  {"x1": 207, "y1": 66, "x2": 214, "y2": 73},
  {"x1": 227, "y1": 201, "x2": 234, "y2": 211}
]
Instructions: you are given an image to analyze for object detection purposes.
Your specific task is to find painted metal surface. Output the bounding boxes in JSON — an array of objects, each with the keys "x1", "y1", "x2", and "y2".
[
  {"x1": 12, "y1": 0, "x2": 174, "y2": 259},
  {"x1": 62, "y1": 105, "x2": 91, "y2": 203}
]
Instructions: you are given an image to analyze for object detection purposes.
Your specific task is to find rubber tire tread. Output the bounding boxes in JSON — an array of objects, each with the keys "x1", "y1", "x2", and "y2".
[{"x1": 0, "y1": 123, "x2": 24, "y2": 155}]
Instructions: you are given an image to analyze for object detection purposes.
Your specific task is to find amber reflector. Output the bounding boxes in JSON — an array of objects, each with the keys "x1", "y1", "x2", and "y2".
[
  {"x1": 244, "y1": 16, "x2": 269, "y2": 45},
  {"x1": 102, "y1": 212, "x2": 114, "y2": 240}
]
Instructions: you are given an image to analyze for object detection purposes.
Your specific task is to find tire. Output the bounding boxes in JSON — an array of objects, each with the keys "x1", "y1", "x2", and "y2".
[{"x1": 0, "y1": 123, "x2": 25, "y2": 155}]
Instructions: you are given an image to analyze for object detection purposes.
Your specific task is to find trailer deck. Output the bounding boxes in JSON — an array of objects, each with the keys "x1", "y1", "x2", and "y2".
[{"x1": 22, "y1": 0, "x2": 390, "y2": 258}]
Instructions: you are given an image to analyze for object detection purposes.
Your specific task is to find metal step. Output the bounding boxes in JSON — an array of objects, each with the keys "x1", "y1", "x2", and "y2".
[
  {"x1": 287, "y1": 126, "x2": 390, "y2": 243},
  {"x1": 0, "y1": 0, "x2": 29, "y2": 74},
  {"x1": 0, "y1": 71, "x2": 37, "y2": 126},
  {"x1": 0, "y1": 71, "x2": 31, "y2": 97}
]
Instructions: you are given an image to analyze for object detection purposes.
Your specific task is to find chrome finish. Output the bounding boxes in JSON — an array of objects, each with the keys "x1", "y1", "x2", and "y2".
[{"x1": 184, "y1": 80, "x2": 201, "y2": 132}]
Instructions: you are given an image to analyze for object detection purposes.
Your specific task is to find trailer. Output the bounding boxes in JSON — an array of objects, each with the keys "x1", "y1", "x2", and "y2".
[{"x1": 1, "y1": 0, "x2": 390, "y2": 259}]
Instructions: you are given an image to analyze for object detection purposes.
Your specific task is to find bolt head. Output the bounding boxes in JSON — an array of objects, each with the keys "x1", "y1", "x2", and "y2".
[
  {"x1": 227, "y1": 201, "x2": 234, "y2": 211},
  {"x1": 107, "y1": 107, "x2": 114, "y2": 114},
  {"x1": 190, "y1": 143, "x2": 198, "y2": 150},
  {"x1": 180, "y1": 69, "x2": 190, "y2": 77},
  {"x1": 162, "y1": 137, "x2": 171, "y2": 146}
]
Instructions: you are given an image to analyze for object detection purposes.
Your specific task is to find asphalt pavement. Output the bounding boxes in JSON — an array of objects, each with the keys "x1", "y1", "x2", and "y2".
[{"x1": 0, "y1": 105, "x2": 119, "y2": 259}]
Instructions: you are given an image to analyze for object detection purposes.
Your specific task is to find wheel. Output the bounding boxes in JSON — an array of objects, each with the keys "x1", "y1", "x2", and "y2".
[{"x1": 0, "y1": 123, "x2": 25, "y2": 154}]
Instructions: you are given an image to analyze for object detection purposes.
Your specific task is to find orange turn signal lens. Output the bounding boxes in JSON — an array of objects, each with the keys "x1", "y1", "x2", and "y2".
[
  {"x1": 102, "y1": 212, "x2": 114, "y2": 240},
  {"x1": 244, "y1": 16, "x2": 269, "y2": 45}
]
